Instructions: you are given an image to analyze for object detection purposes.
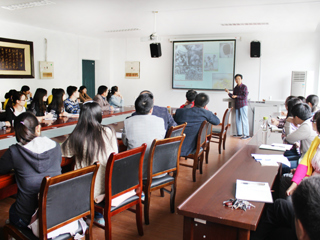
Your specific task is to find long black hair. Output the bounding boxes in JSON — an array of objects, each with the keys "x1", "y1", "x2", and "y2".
[
  {"x1": 107, "y1": 86, "x2": 118, "y2": 101},
  {"x1": 48, "y1": 88, "x2": 65, "y2": 115},
  {"x1": 62, "y1": 102, "x2": 112, "y2": 167},
  {"x1": 30, "y1": 88, "x2": 47, "y2": 116},
  {"x1": 14, "y1": 112, "x2": 39, "y2": 145}
]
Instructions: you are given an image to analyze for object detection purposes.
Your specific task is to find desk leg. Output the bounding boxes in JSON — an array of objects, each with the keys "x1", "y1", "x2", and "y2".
[
  {"x1": 238, "y1": 229, "x2": 250, "y2": 240},
  {"x1": 183, "y1": 217, "x2": 194, "y2": 240}
]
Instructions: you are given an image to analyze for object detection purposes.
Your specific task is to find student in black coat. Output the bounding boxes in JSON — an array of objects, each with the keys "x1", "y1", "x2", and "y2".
[{"x1": 174, "y1": 93, "x2": 220, "y2": 156}]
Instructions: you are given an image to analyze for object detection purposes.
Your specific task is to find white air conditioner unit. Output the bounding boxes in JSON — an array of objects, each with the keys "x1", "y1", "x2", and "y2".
[{"x1": 291, "y1": 71, "x2": 314, "y2": 97}]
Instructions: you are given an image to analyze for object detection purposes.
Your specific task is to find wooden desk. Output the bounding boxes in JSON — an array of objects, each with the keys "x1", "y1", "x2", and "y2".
[
  {"x1": 177, "y1": 131, "x2": 282, "y2": 240},
  {"x1": 0, "y1": 106, "x2": 135, "y2": 150}
]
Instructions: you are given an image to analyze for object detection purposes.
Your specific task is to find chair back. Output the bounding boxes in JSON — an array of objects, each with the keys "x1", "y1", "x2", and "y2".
[
  {"x1": 165, "y1": 122, "x2": 187, "y2": 138},
  {"x1": 147, "y1": 135, "x2": 185, "y2": 178},
  {"x1": 206, "y1": 122, "x2": 212, "y2": 139},
  {"x1": 197, "y1": 121, "x2": 208, "y2": 153},
  {"x1": 105, "y1": 144, "x2": 147, "y2": 205},
  {"x1": 221, "y1": 108, "x2": 233, "y2": 134},
  {"x1": 39, "y1": 163, "x2": 99, "y2": 235}
]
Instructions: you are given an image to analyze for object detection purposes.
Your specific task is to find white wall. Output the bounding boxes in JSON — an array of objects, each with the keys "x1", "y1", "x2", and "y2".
[
  {"x1": 1, "y1": 19, "x2": 319, "y2": 121},
  {"x1": 0, "y1": 20, "x2": 101, "y2": 102},
  {"x1": 107, "y1": 32, "x2": 320, "y2": 119}
]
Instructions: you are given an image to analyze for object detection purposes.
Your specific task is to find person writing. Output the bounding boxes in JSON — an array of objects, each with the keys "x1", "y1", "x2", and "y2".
[{"x1": 225, "y1": 74, "x2": 250, "y2": 139}]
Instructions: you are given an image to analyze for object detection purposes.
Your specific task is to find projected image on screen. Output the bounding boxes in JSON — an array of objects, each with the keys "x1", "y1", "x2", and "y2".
[{"x1": 172, "y1": 40, "x2": 236, "y2": 90}]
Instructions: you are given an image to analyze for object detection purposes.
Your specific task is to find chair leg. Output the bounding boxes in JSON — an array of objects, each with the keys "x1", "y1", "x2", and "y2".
[
  {"x1": 192, "y1": 156, "x2": 198, "y2": 182},
  {"x1": 199, "y1": 154, "x2": 204, "y2": 174},
  {"x1": 160, "y1": 188, "x2": 164, "y2": 197},
  {"x1": 144, "y1": 191, "x2": 151, "y2": 225},
  {"x1": 205, "y1": 143, "x2": 210, "y2": 164},
  {"x1": 136, "y1": 201, "x2": 144, "y2": 235},
  {"x1": 218, "y1": 138, "x2": 222, "y2": 154},
  {"x1": 223, "y1": 133, "x2": 227, "y2": 150},
  {"x1": 105, "y1": 214, "x2": 112, "y2": 240},
  {"x1": 170, "y1": 184, "x2": 176, "y2": 213}
]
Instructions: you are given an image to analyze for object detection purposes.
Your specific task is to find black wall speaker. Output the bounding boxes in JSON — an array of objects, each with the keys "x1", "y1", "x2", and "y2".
[
  {"x1": 150, "y1": 43, "x2": 162, "y2": 58},
  {"x1": 250, "y1": 41, "x2": 261, "y2": 58}
]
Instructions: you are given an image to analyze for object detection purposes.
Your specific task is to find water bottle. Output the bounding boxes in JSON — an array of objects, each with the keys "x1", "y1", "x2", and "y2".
[{"x1": 262, "y1": 116, "x2": 268, "y2": 144}]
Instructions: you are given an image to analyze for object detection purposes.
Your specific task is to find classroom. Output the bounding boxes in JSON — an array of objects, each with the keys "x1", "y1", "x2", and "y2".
[{"x1": 0, "y1": 0, "x2": 320, "y2": 239}]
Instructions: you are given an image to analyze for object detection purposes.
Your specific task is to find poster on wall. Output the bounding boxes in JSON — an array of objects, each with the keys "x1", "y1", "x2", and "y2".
[
  {"x1": 0, "y1": 37, "x2": 34, "y2": 78},
  {"x1": 125, "y1": 61, "x2": 140, "y2": 79},
  {"x1": 172, "y1": 40, "x2": 236, "y2": 90}
]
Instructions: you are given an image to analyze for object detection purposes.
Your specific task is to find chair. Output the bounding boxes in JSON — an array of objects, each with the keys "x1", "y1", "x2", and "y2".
[
  {"x1": 94, "y1": 144, "x2": 147, "y2": 240},
  {"x1": 204, "y1": 122, "x2": 212, "y2": 164},
  {"x1": 180, "y1": 121, "x2": 208, "y2": 182},
  {"x1": 4, "y1": 163, "x2": 99, "y2": 240},
  {"x1": 143, "y1": 135, "x2": 185, "y2": 225},
  {"x1": 165, "y1": 122, "x2": 187, "y2": 138},
  {"x1": 211, "y1": 108, "x2": 232, "y2": 154}
]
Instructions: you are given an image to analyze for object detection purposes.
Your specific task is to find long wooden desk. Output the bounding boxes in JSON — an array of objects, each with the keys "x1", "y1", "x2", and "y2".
[
  {"x1": 177, "y1": 130, "x2": 282, "y2": 240},
  {"x1": 0, "y1": 106, "x2": 135, "y2": 150}
]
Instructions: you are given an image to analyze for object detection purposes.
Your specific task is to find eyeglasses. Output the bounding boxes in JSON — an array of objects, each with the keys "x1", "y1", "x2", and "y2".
[
  {"x1": 311, "y1": 119, "x2": 316, "y2": 123},
  {"x1": 20, "y1": 99, "x2": 26, "y2": 102}
]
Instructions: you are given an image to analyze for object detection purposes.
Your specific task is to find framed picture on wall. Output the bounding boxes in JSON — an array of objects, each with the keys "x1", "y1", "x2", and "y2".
[
  {"x1": 125, "y1": 61, "x2": 140, "y2": 79},
  {"x1": 0, "y1": 37, "x2": 34, "y2": 78}
]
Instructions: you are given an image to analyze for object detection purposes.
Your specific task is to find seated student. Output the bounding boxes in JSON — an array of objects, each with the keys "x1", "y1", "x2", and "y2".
[
  {"x1": 292, "y1": 176, "x2": 320, "y2": 240},
  {"x1": 137, "y1": 90, "x2": 177, "y2": 131},
  {"x1": 93, "y1": 85, "x2": 113, "y2": 111},
  {"x1": 107, "y1": 86, "x2": 124, "y2": 108},
  {"x1": 282, "y1": 98, "x2": 302, "y2": 140},
  {"x1": 6, "y1": 91, "x2": 27, "y2": 125},
  {"x1": 29, "y1": 88, "x2": 52, "y2": 120},
  {"x1": 21, "y1": 85, "x2": 32, "y2": 100},
  {"x1": 282, "y1": 103, "x2": 316, "y2": 170},
  {"x1": 79, "y1": 85, "x2": 92, "y2": 103},
  {"x1": 285, "y1": 111, "x2": 320, "y2": 196},
  {"x1": 271, "y1": 95, "x2": 296, "y2": 128},
  {"x1": 47, "y1": 88, "x2": 56, "y2": 105},
  {"x1": 62, "y1": 102, "x2": 118, "y2": 225},
  {"x1": 306, "y1": 94, "x2": 319, "y2": 115},
  {"x1": 251, "y1": 176, "x2": 320, "y2": 240},
  {"x1": 180, "y1": 89, "x2": 197, "y2": 108},
  {"x1": 122, "y1": 93, "x2": 166, "y2": 178},
  {"x1": 297, "y1": 96, "x2": 306, "y2": 103},
  {"x1": 174, "y1": 93, "x2": 220, "y2": 156},
  {"x1": 47, "y1": 88, "x2": 68, "y2": 117},
  {"x1": 64, "y1": 86, "x2": 81, "y2": 114},
  {"x1": 3, "y1": 89, "x2": 17, "y2": 110},
  {"x1": 0, "y1": 112, "x2": 61, "y2": 228}
]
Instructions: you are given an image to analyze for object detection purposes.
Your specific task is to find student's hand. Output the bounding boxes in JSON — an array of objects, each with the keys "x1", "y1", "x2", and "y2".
[
  {"x1": 271, "y1": 118, "x2": 279, "y2": 126},
  {"x1": 232, "y1": 95, "x2": 237, "y2": 98},
  {"x1": 224, "y1": 88, "x2": 229, "y2": 94},
  {"x1": 290, "y1": 168, "x2": 296, "y2": 174},
  {"x1": 60, "y1": 112, "x2": 68, "y2": 117},
  {"x1": 286, "y1": 182, "x2": 298, "y2": 196},
  {"x1": 294, "y1": 142, "x2": 300, "y2": 149},
  {"x1": 5, "y1": 121, "x2": 10, "y2": 127},
  {"x1": 281, "y1": 111, "x2": 287, "y2": 116},
  {"x1": 45, "y1": 112, "x2": 54, "y2": 119}
]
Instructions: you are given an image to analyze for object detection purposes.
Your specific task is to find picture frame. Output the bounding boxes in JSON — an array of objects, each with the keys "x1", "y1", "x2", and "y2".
[
  {"x1": 0, "y1": 37, "x2": 34, "y2": 78},
  {"x1": 125, "y1": 61, "x2": 140, "y2": 79}
]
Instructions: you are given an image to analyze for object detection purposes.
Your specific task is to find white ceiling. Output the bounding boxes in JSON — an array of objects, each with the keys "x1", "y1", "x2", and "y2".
[{"x1": 0, "y1": 0, "x2": 319, "y2": 39}]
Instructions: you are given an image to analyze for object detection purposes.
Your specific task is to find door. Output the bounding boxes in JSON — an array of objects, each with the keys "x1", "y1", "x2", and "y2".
[{"x1": 82, "y1": 60, "x2": 95, "y2": 98}]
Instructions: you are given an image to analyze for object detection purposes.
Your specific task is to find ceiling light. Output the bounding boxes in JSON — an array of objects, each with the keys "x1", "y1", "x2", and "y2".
[
  {"x1": 1, "y1": 0, "x2": 55, "y2": 10},
  {"x1": 105, "y1": 28, "x2": 141, "y2": 33},
  {"x1": 221, "y1": 23, "x2": 269, "y2": 26}
]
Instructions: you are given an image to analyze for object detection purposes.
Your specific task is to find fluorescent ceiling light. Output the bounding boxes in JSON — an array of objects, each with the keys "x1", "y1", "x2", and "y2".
[
  {"x1": 105, "y1": 28, "x2": 141, "y2": 33},
  {"x1": 221, "y1": 23, "x2": 269, "y2": 26},
  {"x1": 1, "y1": 0, "x2": 55, "y2": 10}
]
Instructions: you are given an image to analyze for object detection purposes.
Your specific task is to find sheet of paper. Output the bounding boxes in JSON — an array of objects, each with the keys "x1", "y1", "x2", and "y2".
[
  {"x1": 259, "y1": 144, "x2": 289, "y2": 152},
  {"x1": 251, "y1": 154, "x2": 291, "y2": 167},
  {"x1": 235, "y1": 179, "x2": 273, "y2": 203},
  {"x1": 116, "y1": 132, "x2": 122, "y2": 139}
]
